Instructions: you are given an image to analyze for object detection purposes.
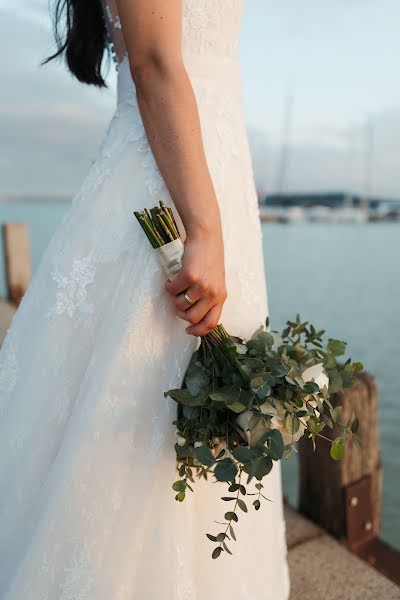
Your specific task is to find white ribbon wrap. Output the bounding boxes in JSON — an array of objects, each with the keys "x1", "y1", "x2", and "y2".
[{"x1": 154, "y1": 238, "x2": 184, "y2": 280}]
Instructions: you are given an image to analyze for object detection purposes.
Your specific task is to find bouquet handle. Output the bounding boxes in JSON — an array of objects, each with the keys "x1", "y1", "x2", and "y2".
[{"x1": 154, "y1": 238, "x2": 184, "y2": 280}]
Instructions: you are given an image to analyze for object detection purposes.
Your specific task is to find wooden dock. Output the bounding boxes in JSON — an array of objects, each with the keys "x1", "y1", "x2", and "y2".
[
  {"x1": 0, "y1": 298, "x2": 16, "y2": 345},
  {"x1": 1, "y1": 222, "x2": 31, "y2": 343},
  {"x1": 285, "y1": 504, "x2": 399, "y2": 599}
]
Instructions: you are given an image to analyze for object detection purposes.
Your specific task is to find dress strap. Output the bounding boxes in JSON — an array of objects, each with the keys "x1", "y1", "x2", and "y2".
[{"x1": 100, "y1": 0, "x2": 127, "y2": 68}]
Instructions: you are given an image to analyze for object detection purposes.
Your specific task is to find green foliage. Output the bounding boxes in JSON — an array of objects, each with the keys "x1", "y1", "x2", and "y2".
[
  {"x1": 330, "y1": 437, "x2": 346, "y2": 460},
  {"x1": 214, "y1": 458, "x2": 238, "y2": 482},
  {"x1": 327, "y1": 338, "x2": 347, "y2": 357},
  {"x1": 194, "y1": 446, "x2": 215, "y2": 468},
  {"x1": 164, "y1": 315, "x2": 362, "y2": 558}
]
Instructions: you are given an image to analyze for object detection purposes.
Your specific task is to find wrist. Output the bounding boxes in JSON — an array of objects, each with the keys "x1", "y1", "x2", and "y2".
[
  {"x1": 184, "y1": 206, "x2": 222, "y2": 239},
  {"x1": 185, "y1": 219, "x2": 217, "y2": 238}
]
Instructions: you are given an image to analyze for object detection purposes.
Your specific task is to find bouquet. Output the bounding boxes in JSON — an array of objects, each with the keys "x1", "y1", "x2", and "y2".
[{"x1": 134, "y1": 202, "x2": 362, "y2": 559}]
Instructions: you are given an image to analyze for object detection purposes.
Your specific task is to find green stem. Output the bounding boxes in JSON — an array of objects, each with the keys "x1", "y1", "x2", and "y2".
[{"x1": 219, "y1": 468, "x2": 243, "y2": 551}]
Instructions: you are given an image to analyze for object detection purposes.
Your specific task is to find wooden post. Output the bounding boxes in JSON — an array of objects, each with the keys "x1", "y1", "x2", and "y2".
[
  {"x1": 0, "y1": 299, "x2": 16, "y2": 345},
  {"x1": 299, "y1": 372, "x2": 400, "y2": 585},
  {"x1": 299, "y1": 372, "x2": 381, "y2": 544},
  {"x1": 2, "y1": 222, "x2": 31, "y2": 306}
]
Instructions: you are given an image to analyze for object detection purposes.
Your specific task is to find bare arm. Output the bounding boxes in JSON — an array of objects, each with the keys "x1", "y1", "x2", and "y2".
[{"x1": 115, "y1": 0, "x2": 227, "y2": 336}]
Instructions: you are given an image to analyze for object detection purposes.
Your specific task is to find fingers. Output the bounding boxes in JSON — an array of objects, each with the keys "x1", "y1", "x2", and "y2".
[
  {"x1": 163, "y1": 259, "x2": 227, "y2": 337},
  {"x1": 165, "y1": 269, "x2": 197, "y2": 296},
  {"x1": 174, "y1": 284, "x2": 226, "y2": 323},
  {"x1": 176, "y1": 298, "x2": 213, "y2": 325},
  {"x1": 186, "y1": 304, "x2": 222, "y2": 337},
  {"x1": 174, "y1": 285, "x2": 202, "y2": 312}
]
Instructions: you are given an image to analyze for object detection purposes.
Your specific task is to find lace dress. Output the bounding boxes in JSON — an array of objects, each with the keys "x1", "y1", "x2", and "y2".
[{"x1": 0, "y1": 1, "x2": 290, "y2": 597}]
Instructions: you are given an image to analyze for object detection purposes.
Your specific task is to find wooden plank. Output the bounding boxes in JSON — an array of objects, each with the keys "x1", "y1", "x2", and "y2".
[
  {"x1": 2, "y1": 222, "x2": 31, "y2": 306},
  {"x1": 345, "y1": 475, "x2": 376, "y2": 548},
  {"x1": 356, "y1": 538, "x2": 400, "y2": 587}
]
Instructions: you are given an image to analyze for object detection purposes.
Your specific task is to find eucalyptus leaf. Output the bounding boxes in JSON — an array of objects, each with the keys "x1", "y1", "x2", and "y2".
[
  {"x1": 167, "y1": 388, "x2": 207, "y2": 408},
  {"x1": 327, "y1": 370, "x2": 343, "y2": 394},
  {"x1": 214, "y1": 458, "x2": 238, "y2": 482},
  {"x1": 231, "y1": 446, "x2": 256, "y2": 464},
  {"x1": 285, "y1": 414, "x2": 300, "y2": 435},
  {"x1": 327, "y1": 338, "x2": 347, "y2": 357},
  {"x1": 234, "y1": 343, "x2": 248, "y2": 355},
  {"x1": 303, "y1": 381, "x2": 320, "y2": 394},
  {"x1": 330, "y1": 438, "x2": 345, "y2": 460},
  {"x1": 185, "y1": 363, "x2": 210, "y2": 396},
  {"x1": 222, "y1": 541, "x2": 233, "y2": 555},
  {"x1": 194, "y1": 446, "x2": 215, "y2": 468},
  {"x1": 244, "y1": 455, "x2": 273, "y2": 480},
  {"x1": 225, "y1": 511, "x2": 238, "y2": 522},
  {"x1": 212, "y1": 547, "x2": 223, "y2": 559},
  {"x1": 210, "y1": 385, "x2": 240, "y2": 405},
  {"x1": 172, "y1": 480, "x2": 186, "y2": 493},
  {"x1": 266, "y1": 429, "x2": 284, "y2": 461},
  {"x1": 226, "y1": 400, "x2": 248, "y2": 414}
]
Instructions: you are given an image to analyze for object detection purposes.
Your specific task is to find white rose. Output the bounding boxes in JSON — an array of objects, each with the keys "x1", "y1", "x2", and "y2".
[
  {"x1": 301, "y1": 363, "x2": 329, "y2": 390},
  {"x1": 236, "y1": 410, "x2": 253, "y2": 432},
  {"x1": 271, "y1": 405, "x2": 306, "y2": 446},
  {"x1": 301, "y1": 364, "x2": 329, "y2": 418},
  {"x1": 176, "y1": 435, "x2": 186, "y2": 447},
  {"x1": 236, "y1": 410, "x2": 253, "y2": 446},
  {"x1": 270, "y1": 332, "x2": 283, "y2": 350},
  {"x1": 194, "y1": 441, "x2": 203, "y2": 448},
  {"x1": 258, "y1": 400, "x2": 278, "y2": 416}
]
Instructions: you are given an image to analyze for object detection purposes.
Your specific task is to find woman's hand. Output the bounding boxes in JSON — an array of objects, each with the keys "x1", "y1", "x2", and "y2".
[{"x1": 165, "y1": 225, "x2": 227, "y2": 336}]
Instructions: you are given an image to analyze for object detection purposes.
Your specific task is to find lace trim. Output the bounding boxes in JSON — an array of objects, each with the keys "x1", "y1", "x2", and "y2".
[
  {"x1": 0, "y1": 339, "x2": 18, "y2": 398},
  {"x1": 117, "y1": 93, "x2": 165, "y2": 198},
  {"x1": 182, "y1": 0, "x2": 241, "y2": 57},
  {"x1": 103, "y1": 0, "x2": 243, "y2": 71},
  {"x1": 47, "y1": 257, "x2": 97, "y2": 320},
  {"x1": 59, "y1": 541, "x2": 95, "y2": 600},
  {"x1": 44, "y1": 89, "x2": 163, "y2": 323},
  {"x1": 102, "y1": 1, "x2": 126, "y2": 67}
]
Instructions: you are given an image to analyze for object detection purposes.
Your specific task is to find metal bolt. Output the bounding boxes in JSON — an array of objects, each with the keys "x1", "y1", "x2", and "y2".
[
  {"x1": 365, "y1": 521, "x2": 373, "y2": 532},
  {"x1": 350, "y1": 496, "x2": 359, "y2": 507}
]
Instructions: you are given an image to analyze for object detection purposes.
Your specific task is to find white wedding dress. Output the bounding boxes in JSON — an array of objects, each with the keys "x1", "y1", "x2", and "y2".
[{"x1": 0, "y1": 1, "x2": 290, "y2": 598}]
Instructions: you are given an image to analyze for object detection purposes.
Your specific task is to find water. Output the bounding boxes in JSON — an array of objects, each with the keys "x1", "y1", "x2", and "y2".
[
  {"x1": 263, "y1": 222, "x2": 400, "y2": 550},
  {"x1": 1, "y1": 201, "x2": 399, "y2": 549}
]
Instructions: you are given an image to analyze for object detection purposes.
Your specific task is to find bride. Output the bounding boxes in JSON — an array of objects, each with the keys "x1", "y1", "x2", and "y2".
[{"x1": 0, "y1": 0, "x2": 290, "y2": 597}]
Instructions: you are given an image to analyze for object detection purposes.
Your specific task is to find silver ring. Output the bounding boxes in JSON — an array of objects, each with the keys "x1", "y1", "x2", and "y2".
[{"x1": 184, "y1": 291, "x2": 194, "y2": 306}]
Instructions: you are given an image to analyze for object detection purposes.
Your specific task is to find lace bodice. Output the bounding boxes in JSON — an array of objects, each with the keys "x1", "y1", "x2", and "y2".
[{"x1": 102, "y1": 0, "x2": 244, "y2": 68}]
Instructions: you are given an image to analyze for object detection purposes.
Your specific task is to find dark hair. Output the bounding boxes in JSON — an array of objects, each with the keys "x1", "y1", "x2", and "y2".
[{"x1": 43, "y1": 0, "x2": 109, "y2": 87}]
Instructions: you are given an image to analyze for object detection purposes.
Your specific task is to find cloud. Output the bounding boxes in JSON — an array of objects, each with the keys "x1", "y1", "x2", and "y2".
[
  {"x1": 0, "y1": 6, "x2": 115, "y2": 197},
  {"x1": 249, "y1": 106, "x2": 400, "y2": 199},
  {"x1": 2, "y1": 1, "x2": 400, "y2": 200},
  {"x1": 0, "y1": 102, "x2": 111, "y2": 196}
]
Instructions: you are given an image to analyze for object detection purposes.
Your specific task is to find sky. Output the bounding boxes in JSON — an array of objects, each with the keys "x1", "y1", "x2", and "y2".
[{"x1": 1, "y1": 0, "x2": 400, "y2": 199}]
